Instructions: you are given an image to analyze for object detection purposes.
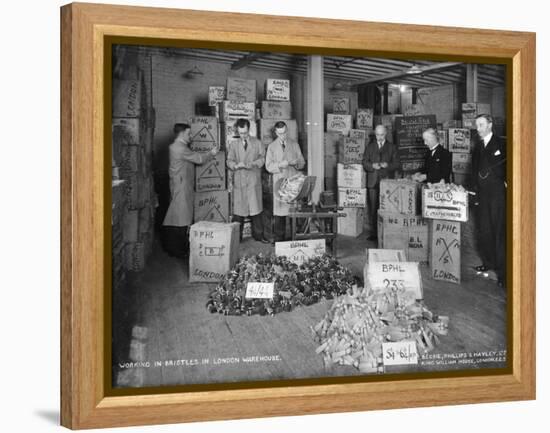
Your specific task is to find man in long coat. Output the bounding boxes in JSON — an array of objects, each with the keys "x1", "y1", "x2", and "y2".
[
  {"x1": 227, "y1": 118, "x2": 268, "y2": 242},
  {"x1": 471, "y1": 114, "x2": 507, "y2": 288},
  {"x1": 162, "y1": 123, "x2": 217, "y2": 257},
  {"x1": 265, "y1": 121, "x2": 306, "y2": 241},
  {"x1": 362, "y1": 124, "x2": 400, "y2": 240}
]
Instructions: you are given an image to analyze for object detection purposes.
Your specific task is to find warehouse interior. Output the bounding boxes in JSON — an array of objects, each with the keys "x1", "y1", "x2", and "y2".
[{"x1": 111, "y1": 45, "x2": 507, "y2": 388}]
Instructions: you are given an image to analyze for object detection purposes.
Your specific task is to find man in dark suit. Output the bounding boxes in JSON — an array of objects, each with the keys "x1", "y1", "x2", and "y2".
[
  {"x1": 413, "y1": 128, "x2": 452, "y2": 183},
  {"x1": 362, "y1": 124, "x2": 401, "y2": 240},
  {"x1": 471, "y1": 114, "x2": 507, "y2": 288}
]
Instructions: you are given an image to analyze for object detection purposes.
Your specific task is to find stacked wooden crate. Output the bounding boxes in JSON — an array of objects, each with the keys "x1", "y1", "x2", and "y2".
[
  {"x1": 421, "y1": 183, "x2": 468, "y2": 284},
  {"x1": 394, "y1": 115, "x2": 437, "y2": 174},
  {"x1": 448, "y1": 127, "x2": 474, "y2": 187},
  {"x1": 189, "y1": 113, "x2": 230, "y2": 224},
  {"x1": 258, "y1": 78, "x2": 297, "y2": 242},
  {"x1": 336, "y1": 163, "x2": 366, "y2": 237},
  {"x1": 377, "y1": 179, "x2": 428, "y2": 263},
  {"x1": 112, "y1": 179, "x2": 127, "y2": 293},
  {"x1": 112, "y1": 75, "x2": 156, "y2": 274}
]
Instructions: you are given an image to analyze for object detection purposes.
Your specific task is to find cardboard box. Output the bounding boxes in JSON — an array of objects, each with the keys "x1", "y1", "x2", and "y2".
[
  {"x1": 219, "y1": 100, "x2": 255, "y2": 121},
  {"x1": 356, "y1": 109, "x2": 374, "y2": 129},
  {"x1": 113, "y1": 79, "x2": 141, "y2": 118},
  {"x1": 189, "y1": 117, "x2": 218, "y2": 152},
  {"x1": 377, "y1": 211, "x2": 429, "y2": 263},
  {"x1": 448, "y1": 128, "x2": 472, "y2": 153},
  {"x1": 339, "y1": 136, "x2": 365, "y2": 164},
  {"x1": 227, "y1": 77, "x2": 256, "y2": 102},
  {"x1": 438, "y1": 129, "x2": 448, "y2": 150},
  {"x1": 123, "y1": 209, "x2": 139, "y2": 243},
  {"x1": 366, "y1": 248, "x2": 406, "y2": 263},
  {"x1": 259, "y1": 119, "x2": 297, "y2": 147},
  {"x1": 338, "y1": 187, "x2": 366, "y2": 208},
  {"x1": 112, "y1": 118, "x2": 143, "y2": 146},
  {"x1": 332, "y1": 97, "x2": 350, "y2": 114},
  {"x1": 260, "y1": 101, "x2": 292, "y2": 119},
  {"x1": 430, "y1": 219, "x2": 461, "y2": 284},
  {"x1": 338, "y1": 208, "x2": 364, "y2": 237},
  {"x1": 364, "y1": 261, "x2": 423, "y2": 299},
  {"x1": 139, "y1": 206, "x2": 152, "y2": 235},
  {"x1": 189, "y1": 221, "x2": 240, "y2": 283},
  {"x1": 120, "y1": 145, "x2": 141, "y2": 174},
  {"x1": 442, "y1": 119, "x2": 462, "y2": 129},
  {"x1": 327, "y1": 114, "x2": 352, "y2": 137},
  {"x1": 112, "y1": 180, "x2": 127, "y2": 226},
  {"x1": 195, "y1": 151, "x2": 226, "y2": 192},
  {"x1": 324, "y1": 131, "x2": 343, "y2": 156},
  {"x1": 337, "y1": 163, "x2": 366, "y2": 188},
  {"x1": 461, "y1": 117, "x2": 476, "y2": 129},
  {"x1": 124, "y1": 174, "x2": 147, "y2": 210},
  {"x1": 462, "y1": 102, "x2": 491, "y2": 116},
  {"x1": 349, "y1": 129, "x2": 367, "y2": 142},
  {"x1": 275, "y1": 239, "x2": 326, "y2": 265},
  {"x1": 422, "y1": 185, "x2": 469, "y2": 222},
  {"x1": 208, "y1": 86, "x2": 226, "y2": 107},
  {"x1": 452, "y1": 152, "x2": 472, "y2": 174},
  {"x1": 124, "y1": 242, "x2": 146, "y2": 272},
  {"x1": 379, "y1": 179, "x2": 419, "y2": 215},
  {"x1": 265, "y1": 79, "x2": 290, "y2": 101},
  {"x1": 194, "y1": 190, "x2": 230, "y2": 223}
]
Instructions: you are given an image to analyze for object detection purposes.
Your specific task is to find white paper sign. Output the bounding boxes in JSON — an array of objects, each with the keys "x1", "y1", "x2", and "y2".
[
  {"x1": 275, "y1": 239, "x2": 326, "y2": 265},
  {"x1": 382, "y1": 341, "x2": 419, "y2": 365},
  {"x1": 365, "y1": 262, "x2": 423, "y2": 299},
  {"x1": 245, "y1": 282, "x2": 274, "y2": 299}
]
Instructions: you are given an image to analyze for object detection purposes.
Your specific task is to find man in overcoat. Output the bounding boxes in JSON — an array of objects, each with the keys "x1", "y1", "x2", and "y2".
[
  {"x1": 162, "y1": 123, "x2": 217, "y2": 257},
  {"x1": 362, "y1": 124, "x2": 401, "y2": 240},
  {"x1": 265, "y1": 121, "x2": 306, "y2": 242},
  {"x1": 471, "y1": 114, "x2": 507, "y2": 288},
  {"x1": 227, "y1": 118, "x2": 268, "y2": 243}
]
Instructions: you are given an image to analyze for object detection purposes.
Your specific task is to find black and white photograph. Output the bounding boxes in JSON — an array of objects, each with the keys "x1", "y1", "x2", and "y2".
[{"x1": 110, "y1": 44, "x2": 508, "y2": 389}]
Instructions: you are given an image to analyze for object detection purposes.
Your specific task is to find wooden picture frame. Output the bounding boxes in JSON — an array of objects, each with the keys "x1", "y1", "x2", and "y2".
[{"x1": 60, "y1": 2, "x2": 536, "y2": 429}]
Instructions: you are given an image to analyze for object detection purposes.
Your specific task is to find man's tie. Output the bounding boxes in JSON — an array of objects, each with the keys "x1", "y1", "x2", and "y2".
[
  {"x1": 281, "y1": 140, "x2": 286, "y2": 150},
  {"x1": 378, "y1": 141, "x2": 383, "y2": 149},
  {"x1": 243, "y1": 139, "x2": 248, "y2": 151}
]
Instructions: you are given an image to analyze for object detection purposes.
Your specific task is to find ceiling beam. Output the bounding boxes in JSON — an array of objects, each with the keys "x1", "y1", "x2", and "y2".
[
  {"x1": 349, "y1": 62, "x2": 463, "y2": 87},
  {"x1": 230, "y1": 52, "x2": 267, "y2": 70}
]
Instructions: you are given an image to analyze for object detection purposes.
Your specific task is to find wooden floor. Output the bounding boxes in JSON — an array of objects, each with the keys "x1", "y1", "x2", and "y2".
[{"x1": 113, "y1": 216, "x2": 508, "y2": 388}]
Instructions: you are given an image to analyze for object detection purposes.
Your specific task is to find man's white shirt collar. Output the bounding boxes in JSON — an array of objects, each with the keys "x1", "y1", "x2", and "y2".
[{"x1": 483, "y1": 132, "x2": 493, "y2": 146}]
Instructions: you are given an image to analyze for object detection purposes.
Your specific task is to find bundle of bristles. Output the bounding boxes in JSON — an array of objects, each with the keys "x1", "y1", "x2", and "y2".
[
  {"x1": 312, "y1": 285, "x2": 449, "y2": 373},
  {"x1": 206, "y1": 253, "x2": 358, "y2": 316}
]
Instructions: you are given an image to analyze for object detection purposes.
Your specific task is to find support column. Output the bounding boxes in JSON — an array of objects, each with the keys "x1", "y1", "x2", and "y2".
[
  {"x1": 466, "y1": 64, "x2": 479, "y2": 102},
  {"x1": 306, "y1": 55, "x2": 324, "y2": 202}
]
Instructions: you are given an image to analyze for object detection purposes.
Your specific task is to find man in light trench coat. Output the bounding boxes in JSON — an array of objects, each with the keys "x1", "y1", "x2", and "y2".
[
  {"x1": 265, "y1": 121, "x2": 306, "y2": 242},
  {"x1": 227, "y1": 118, "x2": 269, "y2": 243},
  {"x1": 162, "y1": 123, "x2": 217, "y2": 257}
]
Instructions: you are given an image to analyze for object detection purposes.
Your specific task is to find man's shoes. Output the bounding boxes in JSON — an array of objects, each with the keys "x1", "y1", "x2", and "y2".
[
  {"x1": 253, "y1": 236, "x2": 271, "y2": 244},
  {"x1": 475, "y1": 265, "x2": 489, "y2": 278}
]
